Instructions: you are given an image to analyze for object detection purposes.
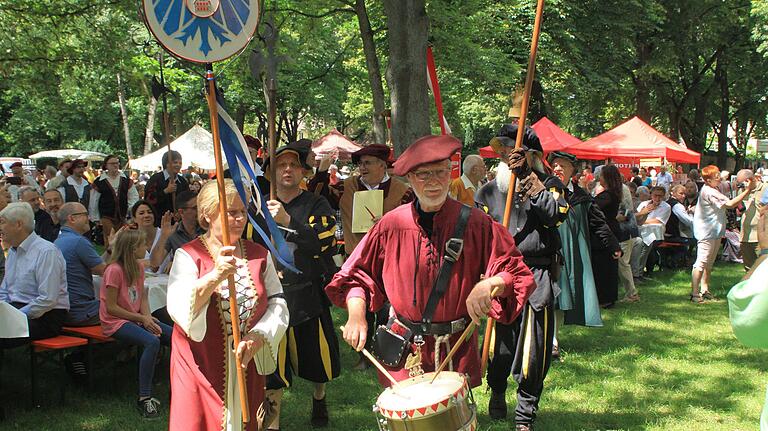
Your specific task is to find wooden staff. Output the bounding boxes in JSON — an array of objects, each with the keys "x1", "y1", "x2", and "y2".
[
  {"x1": 267, "y1": 78, "x2": 277, "y2": 200},
  {"x1": 205, "y1": 66, "x2": 250, "y2": 423},
  {"x1": 480, "y1": 0, "x2": 546, "y2": 377},
  {"x1": 431, "y1": 286, "x2": 501, "y2": 383}
]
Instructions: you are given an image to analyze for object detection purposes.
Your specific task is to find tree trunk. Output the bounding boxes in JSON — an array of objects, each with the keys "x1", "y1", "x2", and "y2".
[
  {"x1": 117, "y1": 72, "x2": 132, "y2": 159},
  {"x1": 715, "y1": 53, "x2": 729, "y2": 168},
  {"x1": 354, "y1": 0, "x2": 388, "y2": 145},
  {"x1": 144, "y1": 94, "x2": 158, "y2": 155},
  {"x1": 383, "y1": 0, "x2": 431, "y2": 155},
  {"x1": 235, "y1": 105, "x2": 247, "y2": 132},
  {"x1": 634, "y1": 41, "x2": 652, "y2": 122}
]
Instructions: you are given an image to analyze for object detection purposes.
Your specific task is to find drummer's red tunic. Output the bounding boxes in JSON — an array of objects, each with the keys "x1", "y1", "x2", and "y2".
[{"x1": 325, "y1": 198, "x2": 536, "y2": 387}]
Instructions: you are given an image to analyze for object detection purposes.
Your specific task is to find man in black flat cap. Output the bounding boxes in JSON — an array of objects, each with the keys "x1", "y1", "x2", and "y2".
[
  {"x1": 263, "y1": 141, "x2": 340, "y2": 429},
  {"x1": 476, "y1": 123, "x2": 569, "y2": 431},
  {"x1": 310, "y1": 144, "x2": 412, "y2": 255}
]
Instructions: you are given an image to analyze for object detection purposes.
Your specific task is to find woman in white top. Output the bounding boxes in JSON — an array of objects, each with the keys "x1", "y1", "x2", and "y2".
[
  {"x1": 129, "y1": 200, "x2": 173, "y2": 273},
  {"x1": 166, "y1": 179, "x2": 288, "y2": 430},
  {"x1": 691, "y1": 165, "x2": 756, "y2": 303}
]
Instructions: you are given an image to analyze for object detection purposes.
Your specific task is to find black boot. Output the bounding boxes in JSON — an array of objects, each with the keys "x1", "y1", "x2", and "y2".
[
  {"x1": 311, "y1": 396, "x2": 329, "y2": 427},
  {"x1": 488, "y1": 390, "x2": 507, "y2": 420}
]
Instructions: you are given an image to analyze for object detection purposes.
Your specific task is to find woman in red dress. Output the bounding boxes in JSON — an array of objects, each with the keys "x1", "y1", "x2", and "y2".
[{"x1": 167, "y1": 179, "x2": 289, "y2": 431}]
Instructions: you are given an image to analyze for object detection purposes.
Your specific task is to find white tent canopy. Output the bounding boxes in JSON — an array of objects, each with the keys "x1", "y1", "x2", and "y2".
[
  {"x1": 128, "y1": 125, "x2": 223, "y2": 171},
  {"x1": 28, "y1": 149, "x2": 107, "y2": 162}
]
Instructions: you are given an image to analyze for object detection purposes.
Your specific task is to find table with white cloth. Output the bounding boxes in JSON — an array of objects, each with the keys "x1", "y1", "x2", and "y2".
[
  {"x1": 639, "y1": 223, "x2": 665, "y2": 246},
  {"x1": 0, "y1": 301, "x2": 29, "y2": 338},
  {"x1": 92, "y1": 273, "x2": 169, "y2": 313}
]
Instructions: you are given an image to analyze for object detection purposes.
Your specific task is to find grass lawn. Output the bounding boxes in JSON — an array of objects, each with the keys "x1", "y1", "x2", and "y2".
[{"x1": 0, "y1": 262, "x2": 765, "y2": 430}]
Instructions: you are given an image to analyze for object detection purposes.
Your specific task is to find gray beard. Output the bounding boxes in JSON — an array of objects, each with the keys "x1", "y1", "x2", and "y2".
[{"x1": 496, "y1": 162, "x2": 511, "y2": 194}]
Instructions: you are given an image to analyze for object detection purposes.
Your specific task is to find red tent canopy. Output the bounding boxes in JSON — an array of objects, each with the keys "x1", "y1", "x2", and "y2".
[
  {"x1": 311, "y1": 129, "x2": 362, "y2": 161},
  {"x1": 563, "y1": 117, "x2": 701, "y2": 164},
  {"x1": 479, "y1": 117, "x2": 582, "y2": 158}
]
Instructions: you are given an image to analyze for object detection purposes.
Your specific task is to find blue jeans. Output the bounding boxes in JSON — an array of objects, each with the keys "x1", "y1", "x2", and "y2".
[{"x1": 112, "y1": 321, "x2": 172, "y2": 397}]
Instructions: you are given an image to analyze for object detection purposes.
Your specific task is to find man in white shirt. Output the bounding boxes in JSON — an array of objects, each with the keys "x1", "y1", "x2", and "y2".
[
  {"x1": 57, "y1": 159, "x2": 91, "y2": 208},
  {"x1": 0, "y1": 202, "x2": 69, "y2": 348},
  {"x1": 655, "y1": 165, "x2": 674, "y2": 190},
  {"x1": 631, "y1": 186, "x2": 672, "y2": 278}
]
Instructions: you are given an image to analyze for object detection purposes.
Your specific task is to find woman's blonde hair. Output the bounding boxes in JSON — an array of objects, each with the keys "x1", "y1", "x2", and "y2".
[
  {"x1": 108, "y1": 229, "x2": 146, "y2": 287},
  {"x1": 197, "y1": 178, "x2": 253, "y2": 230}
]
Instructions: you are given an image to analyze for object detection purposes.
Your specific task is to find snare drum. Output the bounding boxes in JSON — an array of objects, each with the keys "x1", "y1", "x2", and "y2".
[{"x1": 374, "y1": 372, "x2": 477, "y2": 431}]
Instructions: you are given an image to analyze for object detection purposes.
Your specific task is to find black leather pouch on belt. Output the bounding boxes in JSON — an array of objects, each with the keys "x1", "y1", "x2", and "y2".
[{"x1": 373, "y1": 319, "x2": 413, "y2": 368}]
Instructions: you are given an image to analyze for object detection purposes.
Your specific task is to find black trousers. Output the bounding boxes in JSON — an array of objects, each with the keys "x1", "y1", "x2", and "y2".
[
  {"x1": 486, "y1": 301, "x2": 555, "y2": 425},
  {"x1": 0, "y1": 304, "x2": 66, "y2": 349}
]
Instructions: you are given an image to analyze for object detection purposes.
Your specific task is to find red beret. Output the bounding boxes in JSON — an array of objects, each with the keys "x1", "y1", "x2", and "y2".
[
  {"x1": 352, "y1": 144, "x2": 391, "y2": 164},
  {"x1": 393, "y1": 135, "x2": 462, "y2": 176},
  {"x1": 10, "y1": 162, "x2": 22, "y2": 168}
]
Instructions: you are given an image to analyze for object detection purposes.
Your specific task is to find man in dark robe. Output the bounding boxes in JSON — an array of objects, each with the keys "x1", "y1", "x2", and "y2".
[
  {"x1": 144, "y1": 150, "x2": 189, "y2": 226},
  {"x1": 325, "y1": 135, "x2": 536, "y2": 389},
  {"x1": 476, "y1": 124, "x2": 569, "y2": 430},
  {"x1": 311, "y1": 143, "x2": 412, "y2": 371},
  {"x1": 549, "y1": 151, "x2": 618, "y2": 329}
]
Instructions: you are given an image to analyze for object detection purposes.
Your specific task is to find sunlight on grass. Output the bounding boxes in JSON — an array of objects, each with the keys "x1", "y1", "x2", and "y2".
[{"x1": 0, "y1": 262, "x2": 764, "y2": 430}]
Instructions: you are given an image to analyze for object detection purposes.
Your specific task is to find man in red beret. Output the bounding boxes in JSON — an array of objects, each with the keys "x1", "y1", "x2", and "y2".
[{"x1": 325, "y1": 134, "x2": 536, "y2": 389}]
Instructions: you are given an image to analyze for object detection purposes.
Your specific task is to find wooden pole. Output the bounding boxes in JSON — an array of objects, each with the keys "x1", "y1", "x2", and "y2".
[
  {"x1": 205, "y1": 66, "x2": 250, "y2": 424},
  {"x1": 267, "y1": 79, "x2": 277, "y2": 200},
  {"x1": 480, "y1": 0, "x2": 546, "y2": 378},
  {"x1": 431, "y1": 286, "x2": 501, "y2": 383},
  {"x1": 159, "y1": 51, "x2": 176, "y2": 211}
]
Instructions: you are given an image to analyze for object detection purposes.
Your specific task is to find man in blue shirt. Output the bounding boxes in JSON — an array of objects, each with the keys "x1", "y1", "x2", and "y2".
[
  {"x1": 0, "y1": 202, "x2": 69, "y2": 348},
  {"x1": 55, "y1": 202, "x2": 106, "y2": 326}
]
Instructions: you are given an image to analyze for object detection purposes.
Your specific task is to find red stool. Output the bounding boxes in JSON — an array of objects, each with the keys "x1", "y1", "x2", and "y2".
[
  {"x1": 61, "y1": 326, "x2": 115, "y2": 390},
  {"x1": 30, "y1": 335, "x2": 88, "y2": 406}
]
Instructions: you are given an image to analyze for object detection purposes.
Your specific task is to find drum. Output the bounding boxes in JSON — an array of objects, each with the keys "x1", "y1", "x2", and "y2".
[{"x1": 374, "y1": 372, "x2": 477, "y2": 431}]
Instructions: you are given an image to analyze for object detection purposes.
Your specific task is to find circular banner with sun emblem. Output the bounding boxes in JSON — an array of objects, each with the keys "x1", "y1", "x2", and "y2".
[{"x1": 143, "y1": 0, "x2": 260, "y2": 64}]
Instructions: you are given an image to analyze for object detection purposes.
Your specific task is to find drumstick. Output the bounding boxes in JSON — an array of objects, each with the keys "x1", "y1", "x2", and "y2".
[
  {"x1": 340, "y1": 326, "x2": 401, "y2": 388},
  {"x1": 430, "y1": 285, "x2": 502, "y2": 384}
]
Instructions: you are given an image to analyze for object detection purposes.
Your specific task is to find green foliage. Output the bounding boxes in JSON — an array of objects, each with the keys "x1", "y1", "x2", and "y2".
[{"x1": 0, "y1": 0, "x2": 766, "y2": 163}]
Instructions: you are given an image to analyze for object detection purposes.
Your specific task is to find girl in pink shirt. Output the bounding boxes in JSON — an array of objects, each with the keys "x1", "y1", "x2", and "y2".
[{"x1": 99, "y1": 229, "x2": 172, "y2": 419}]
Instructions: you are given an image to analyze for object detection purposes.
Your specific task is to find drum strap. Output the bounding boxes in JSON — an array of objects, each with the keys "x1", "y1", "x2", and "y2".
[{"x1": 421, "y1": 205, "x2": 471, "y2": 329}]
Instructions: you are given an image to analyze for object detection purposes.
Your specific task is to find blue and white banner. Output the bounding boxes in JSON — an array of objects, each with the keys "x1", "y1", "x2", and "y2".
[
  {"x1": 214, "y1": 86, "x2": 299, "y2": 273},
  {"x1": 143, "y1": 0, "x2": 261, "y2": 64}
]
